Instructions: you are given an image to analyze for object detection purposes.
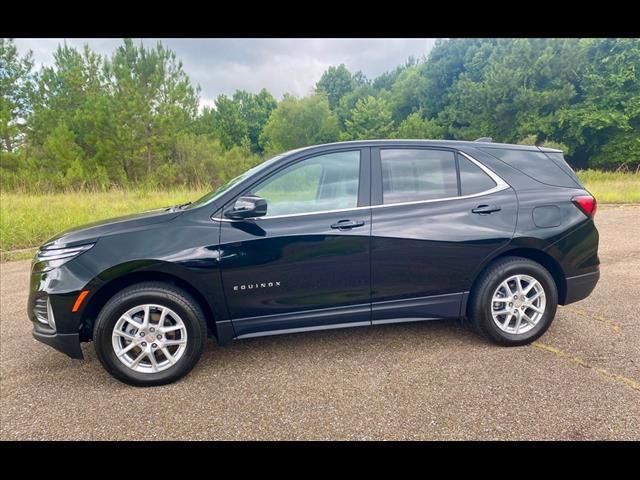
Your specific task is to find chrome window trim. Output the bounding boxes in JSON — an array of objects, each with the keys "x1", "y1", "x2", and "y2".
[
  {"x1": 213, "y1": 150, "x2": 511, "y2": 222},
  {"x1": 458, "y1": 150, "x2": 510, "y2": 190},
  {"x1": 374, "y1": 151, "x2": 510, "y2": 209}
]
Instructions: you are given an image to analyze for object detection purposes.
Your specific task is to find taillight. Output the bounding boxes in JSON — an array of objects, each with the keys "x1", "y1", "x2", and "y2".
[{"x1": 572, "y1": 195, "x2": 597, "y2": 217}]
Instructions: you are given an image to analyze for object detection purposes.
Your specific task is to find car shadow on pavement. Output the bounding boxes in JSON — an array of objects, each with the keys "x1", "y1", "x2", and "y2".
[{"x1": 200, "y1": 318, "x2": 481, "y2": 364}]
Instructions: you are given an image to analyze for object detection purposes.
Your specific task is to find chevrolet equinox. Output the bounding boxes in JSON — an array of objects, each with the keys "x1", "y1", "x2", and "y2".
[{"x1": 28, "y1": 140, "x2": 600, "y2": 386}]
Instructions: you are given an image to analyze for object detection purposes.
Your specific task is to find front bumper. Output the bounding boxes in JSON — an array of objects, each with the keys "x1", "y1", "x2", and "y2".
[
  {"x1": 28, "y1": 258, "x2": 96, "y2": 360},
  {"x1": 563, "y1": 269, "x2": 600, "y2": 305},
  {"x1": 32, "y1": 329, "x2": 84, "y2": 359}
]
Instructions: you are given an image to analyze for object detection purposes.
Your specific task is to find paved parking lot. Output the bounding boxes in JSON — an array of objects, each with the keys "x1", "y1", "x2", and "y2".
[{"x1": 1, "y1": 204, "x2": 639, "y2": 440}]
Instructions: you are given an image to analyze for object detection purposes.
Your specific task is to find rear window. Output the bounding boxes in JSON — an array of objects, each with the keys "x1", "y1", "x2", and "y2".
[{"x1": 480, "y1": 148, "x2": 582, "y2": 188}]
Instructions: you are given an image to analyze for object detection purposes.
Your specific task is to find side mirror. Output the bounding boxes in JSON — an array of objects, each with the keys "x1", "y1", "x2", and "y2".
[{"x1": 224, "y1": 195, "x2": 267, "y2": 220}]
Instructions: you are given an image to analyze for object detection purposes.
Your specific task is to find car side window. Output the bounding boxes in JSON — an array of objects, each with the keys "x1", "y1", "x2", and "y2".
[
  {"x1": 381, "y1": 149, "x2": 457, "y2": 204},
  {"x1": 458, "y1": 155, "x2": 497, "y2": 195},
  {"x1": 251, "y1": 150, "x2": 361, "y2": 217}
]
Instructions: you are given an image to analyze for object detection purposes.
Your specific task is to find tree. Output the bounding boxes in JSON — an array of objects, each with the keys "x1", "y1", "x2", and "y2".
[
  {"x1": 260, "y1": 94, "x2": 339, "y2": 153},
  {"x1": 105, "y1": 39, "x2": 199, "y2": 181},
  {"x1": 417, "y1": 38, "x2": 486, "y2": 119},
  {"x1": 0, "y1": 38, "x2": 35, "y2": 153},
  {"x1": 387, "y1": 66, "x2": 428, "y2": 122},
  {"x1": 316, "y1": 64, "x2": 355, "y2": 109},
  {"x1": 555, "y1": 38, "x2": 640, "y2": 168},
  {"x1": 394, "y1": 113, "x2": 445, "y2": 139},
  {"x1": 29, "y1": 43, "x2": 112, "y2": 181},
  {"x1": 232, "y1": 88, "x2": 277, "y2": 152},
  {"x1": 190, "y1": 106, "x2": 217, "y2": 137},
  {"x1": 335, "y1": 83, "x2": 378, "y2": 129},
  {"x1": 343, "y1": 96, "x2": 394, "y2": 140},
  {"x1": 442, "y1": 39, "x2": 580, "y2": 143},
  {"x1": 213, "y1": 94, "x2": 248, "y2": 150},
  {"x1": 372, "y1": 56, "x2": 419, "y2": 91}
]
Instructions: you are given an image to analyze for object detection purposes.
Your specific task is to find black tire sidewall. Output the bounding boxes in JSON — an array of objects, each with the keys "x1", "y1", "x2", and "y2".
[
  {"x1": 473, "y1": 259, "x2": 558, "y2": 345},
  {"x1": 94, "y1": 286, "x2": 206, "y2": 386}
]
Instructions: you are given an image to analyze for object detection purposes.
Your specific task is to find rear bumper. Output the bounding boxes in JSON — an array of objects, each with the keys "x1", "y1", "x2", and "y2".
[
  {"x1": 32, "y1": 329, "x2": 84, "y2": 359},
  {"x1": 563, "y1": 270, "x2": 600, "y2": 305}
]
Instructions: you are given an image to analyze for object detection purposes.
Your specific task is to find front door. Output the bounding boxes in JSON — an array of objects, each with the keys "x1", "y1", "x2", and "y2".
[
  {"x1": 370, "y1": 147, "x2": 517, "y2": 324},
  {"x1": 218, "y1": 148, "x2": 372, "y2": 338}
]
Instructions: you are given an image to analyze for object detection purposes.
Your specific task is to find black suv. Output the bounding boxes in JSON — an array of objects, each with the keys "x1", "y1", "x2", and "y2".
[{"x1": 28, "y1": 140, "x2": 600, "y2": 386}]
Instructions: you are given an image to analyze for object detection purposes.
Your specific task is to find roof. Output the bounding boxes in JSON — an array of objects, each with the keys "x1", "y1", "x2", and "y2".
[{"x1": 279, "y1": 139, "x2": 563, "y2": 156}]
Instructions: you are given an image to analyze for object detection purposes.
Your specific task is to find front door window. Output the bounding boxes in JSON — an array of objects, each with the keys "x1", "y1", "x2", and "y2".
[{"x1": 251, "y1": 150, "x2": 361, "y2": 217}]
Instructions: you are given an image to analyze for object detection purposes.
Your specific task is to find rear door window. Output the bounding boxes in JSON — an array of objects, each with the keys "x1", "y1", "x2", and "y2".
[{"x1": 380, "y1": 149, "x2": 457, "y2": 204}]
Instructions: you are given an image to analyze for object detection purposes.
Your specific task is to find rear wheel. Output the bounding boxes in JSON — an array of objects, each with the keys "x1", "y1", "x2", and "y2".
[
  {"x1": 93, "y1": 282, "x2": 207, "y2": 386},
  {"x1": 469, "y1": 257, "x2": 558, "y2": 346}
]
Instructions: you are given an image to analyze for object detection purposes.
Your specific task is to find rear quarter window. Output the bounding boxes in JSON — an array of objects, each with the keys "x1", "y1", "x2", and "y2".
[
  {"x1": 544, "y1": 152, "x2": 584, "y2": 187},
  {"x1": 458, "y1": 155, "x2": 497, "y2": 195},
  {"x1": 480, "y1": 148, "x2": 582, "y2": 188}
]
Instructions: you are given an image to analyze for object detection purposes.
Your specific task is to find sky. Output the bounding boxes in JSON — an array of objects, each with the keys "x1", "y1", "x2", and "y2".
[{"x1": 13, "y1": 38, "x2": 437, "y2": 108}]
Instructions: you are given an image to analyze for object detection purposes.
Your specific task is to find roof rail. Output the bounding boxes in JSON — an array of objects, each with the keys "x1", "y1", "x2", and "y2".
[{"x1": 474, "y1": 137, "x2": 493, "y2": 142}]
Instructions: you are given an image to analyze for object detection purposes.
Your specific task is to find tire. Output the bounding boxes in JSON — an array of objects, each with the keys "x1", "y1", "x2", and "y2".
[
  {"x1": 468, "y1": 256, "x2": 558, "y2": 346},
  {"x1": 93, "y1": 282, "x2": 207, "y2": 386}
]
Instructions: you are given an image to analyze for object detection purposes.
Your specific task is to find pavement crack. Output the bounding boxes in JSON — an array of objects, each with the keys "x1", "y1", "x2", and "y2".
[{"x1": 532, "y1": 341, "x2": 640, "y2": 393}]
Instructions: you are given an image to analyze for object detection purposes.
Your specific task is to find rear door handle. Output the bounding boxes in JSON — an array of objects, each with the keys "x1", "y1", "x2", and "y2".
[
  {"x1": 331, "y1": 219, "x2": 365, "y2": 230},
  {"x1": 472, "y1": 204, "x2": 501, "y2": 214}
]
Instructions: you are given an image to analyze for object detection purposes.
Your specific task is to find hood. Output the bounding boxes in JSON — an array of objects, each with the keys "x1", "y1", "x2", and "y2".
[{"x1": 41, "y1": 208, "x2": 183, "y2": 250}]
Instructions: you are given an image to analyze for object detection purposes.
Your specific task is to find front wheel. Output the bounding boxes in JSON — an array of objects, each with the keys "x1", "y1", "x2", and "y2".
[
  {"x1": 93, "y1": 282, "x2": 207, "y2": 386},
  {"x1": 469, "y1": 257, "x2": 558, "y2": 346}
]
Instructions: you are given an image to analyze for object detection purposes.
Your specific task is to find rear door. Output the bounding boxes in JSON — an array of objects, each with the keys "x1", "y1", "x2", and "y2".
[
  {"x1": 370, "y1": 146, "x2": 517, "y2": 324},
  {"x1": 218, "y1": 147, "x2": 372, "y2": 338}
]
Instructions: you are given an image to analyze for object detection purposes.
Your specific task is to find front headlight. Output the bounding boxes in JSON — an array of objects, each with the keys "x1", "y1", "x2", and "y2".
[{"x1": 33, "y1": 243, "x2": 95, "y2": 273}]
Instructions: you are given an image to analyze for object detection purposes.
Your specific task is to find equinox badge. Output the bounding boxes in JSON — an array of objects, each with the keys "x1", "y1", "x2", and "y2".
[{"x1": 233, "y1": 281, "x2": 281, "y2": 291}]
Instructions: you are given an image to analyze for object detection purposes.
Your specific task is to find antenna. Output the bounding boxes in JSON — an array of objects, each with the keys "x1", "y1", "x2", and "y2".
[{"x1": 474, "y1": 137, "x2": 493, "y2": 143}]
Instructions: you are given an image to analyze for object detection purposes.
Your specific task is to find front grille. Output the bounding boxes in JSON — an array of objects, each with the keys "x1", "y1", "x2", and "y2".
[{"x1": 34, "y1": 296, "x2": 55, "y2": 331}]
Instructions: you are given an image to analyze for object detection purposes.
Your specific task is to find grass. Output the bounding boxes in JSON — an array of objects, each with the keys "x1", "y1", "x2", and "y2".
[
  {"x1": 0, "y1": 188, "x2": 208, "y2": 255},
  {"x1": 1, "y1": 171, "x2": 638, "y2": 257},
  {"x1": 576, "y1": 170, "x2": 640, "y2": 203}
]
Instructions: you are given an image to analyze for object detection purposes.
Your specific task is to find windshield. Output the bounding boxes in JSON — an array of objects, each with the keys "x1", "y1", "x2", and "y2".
[{"x1": 188, "y1": 154, "x2": 285, "y2": 209}]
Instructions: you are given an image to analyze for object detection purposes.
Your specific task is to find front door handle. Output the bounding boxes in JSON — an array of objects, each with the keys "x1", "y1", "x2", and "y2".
[
  {"x1": 472, "y1": 204, "x2": 501, "y2": 214},
  {"x1": 331, "y1": 219, "x2": 365, "y2": 230}
]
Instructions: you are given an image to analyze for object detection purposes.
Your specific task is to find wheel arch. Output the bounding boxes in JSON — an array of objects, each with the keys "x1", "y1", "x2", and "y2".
[
  {"x1": 468, "y1": 247, "x2": 567, "y2": 312},
  {"x1": 79, "y1": 268, "x2": 218, "y2": 341}
]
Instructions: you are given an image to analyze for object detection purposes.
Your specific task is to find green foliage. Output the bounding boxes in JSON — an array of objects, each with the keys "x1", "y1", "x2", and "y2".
[
  {"x1": 232, "y1": 89, "x2": 277, "y2": 152},
  {"x1": 26, "y1": 39, "x2": 199, "y2": 187},
  {"x1": 343, "y1": 96, "x2": 394, "y2": 140},
  {"x1": 556, "y1": 38, "x2": 640, "y2": 168},
  {"x1": 590, "y1": 130, "x2": 640, "y2": 170},
  {"x1": 394, "y1": 113, "x2": 445, "y2": 139},
  {"x1": 517, "y1": 134, "x2": 569, "y2": 154},
  {"x1": 442, "y1": 39, "x2": 581, "y2": 142},
  {"x1": 387, "y1": 66, "x2": 428, "y2": 122},
  {"x1": 1, "y1": 37, "x2": 639, "y2": 195},
  {"x1": 372, "y1": 56, "x2": 419, "y2": 91},
  {"x1": 0, "y1": 38, "x2": 35, "y2": 153},
  {"x1": 213, "y1": 94, "x2": 249, "y2": 149},
  {"x1": 335, "y1": 83, "x2": 378, "y2": 129},
  {"x1": 316, "y1": 64, "x2": 355, "y2": 109},
  {"x1": 260, "y1": 94, "x2": 339, "y2": 153}
]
